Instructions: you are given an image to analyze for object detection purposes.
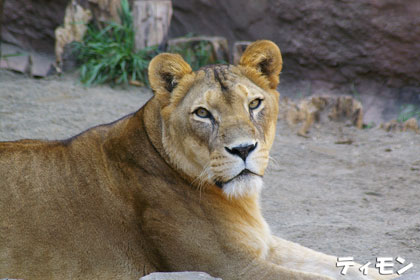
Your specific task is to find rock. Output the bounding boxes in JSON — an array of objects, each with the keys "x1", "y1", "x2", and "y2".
[
  {"x1": 2, "y1": 0, "x2": 69, "y2": 53},
  {"x1": 169, "y1": 0, "x2": 420, "y2": 88},
  {"x1": 380, "y1": 120, "x2": 400, "y2": 132},
  {"x1": 0, "y1": 53, "x2": 31, "y2": 74},
  {"x1": 140, "y1": 272, "x2": 222, "y2": 280},
  {"x1": 0, "y1": 0, "x2": 3, "y2": 47},
  {"x1": 232, "y1": 41, "x2": 251, "y2": 65},
  {"x1": 88, "y1": 0, "x2": 121, "y2": 27},
  {"x1": 380, "y1": 118, "x2": 419, "y2": 133},
  {"x1": 61, "y1": 43, "x2": 79, "y2": 73},
  {"x1": 54, "y1": 0, "x2": 92, "y2": 71},
  {"x1": 329, "y1": 96, "x2": 364, "y2": 129},
  {"x1": 30, "y1": 52, "x2": 56, "y2": 77},
  {"x1": 133, "y1": 0, "x2": 173, "y2": 51},
  {"x1": 395, "y1": 273, "x2": 420, "y2": 280},
  {"x1": 0, "y1": 42, "x2": 55, "y2": 77},
  {"x1": 403, "y1": 118, "x2": 420, "y2": 133},
  {"x1": 279, "y1": 95, "x2": 363, "y2": 136},
  {"x1": 3, "y1": 0, "x2": 420, "y2": 91},
  {"x1": 167, "y1": 36, "x2": 229, "y2": 65}
]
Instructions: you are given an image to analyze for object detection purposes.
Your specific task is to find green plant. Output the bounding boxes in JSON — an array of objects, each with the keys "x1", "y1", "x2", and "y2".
[
  {"x1": 397, "y1": 104, "x2": 420, "y2": 123},
  {"x1": 168, "y1": 39, "x2": 226, "y2": 71},
  {"x1": 73, "y1": 0, "x2": 226, "y2": 87},
  {"x1": 72, "y1": 0, "x2": 160, "y2": 86},
  {"x1": 362, "y1": 122, "x2": 376, "y2": 129}
]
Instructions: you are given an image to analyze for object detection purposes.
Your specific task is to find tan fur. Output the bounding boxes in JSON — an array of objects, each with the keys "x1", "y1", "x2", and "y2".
[{"x1": 1, "y1": 41, "x2": 393, "y2": 280}]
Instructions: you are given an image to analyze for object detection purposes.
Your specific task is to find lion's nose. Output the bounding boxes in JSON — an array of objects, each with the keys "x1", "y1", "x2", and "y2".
[{"x1": 225, "y1": 142, "x2": 258, "y2": 161}]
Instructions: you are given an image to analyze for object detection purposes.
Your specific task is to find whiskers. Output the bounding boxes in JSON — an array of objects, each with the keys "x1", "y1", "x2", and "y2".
[
  {"x1": 266, "y1": 155, "x2": 281, "y2": 172},
  {"x1": 191, "y1": 162, "x2": 212, "y2": 197}
]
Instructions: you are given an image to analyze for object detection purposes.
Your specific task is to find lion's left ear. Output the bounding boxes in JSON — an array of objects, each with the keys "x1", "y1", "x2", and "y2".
[
  {"x1": 239, "y1": 40, "x2": 283, "y2": 90},
  {"x1": 148, "y1": 53, "x2": 192, "y2": 95}
]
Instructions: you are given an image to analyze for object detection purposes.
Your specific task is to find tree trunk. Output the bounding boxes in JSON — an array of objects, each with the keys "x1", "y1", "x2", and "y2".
[{"x1": 132, "y1": 0, "x2": 172, "y2": 51}]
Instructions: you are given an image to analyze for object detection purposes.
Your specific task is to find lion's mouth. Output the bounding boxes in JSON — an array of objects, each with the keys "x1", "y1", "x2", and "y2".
[{"x1": 215, "y1": 169, "x2": 261, "y2": 188}]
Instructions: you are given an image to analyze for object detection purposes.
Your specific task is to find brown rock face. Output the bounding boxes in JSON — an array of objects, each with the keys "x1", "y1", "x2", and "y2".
[
  {"x1": 279, "y1": 95, "x2": 364, "y2": 137},
  {"x1": 2, "y1": 0, "x2": 70, "y2": 53},
  {"x1": 169, "y1": 0, "x2": 420, "y2": 88},
  {"x1": 2, "y1": 0, "x2": 420, "y2": 90},
  {"x1": 1, "y1": 0, "x2": 119, "y2": 54}
]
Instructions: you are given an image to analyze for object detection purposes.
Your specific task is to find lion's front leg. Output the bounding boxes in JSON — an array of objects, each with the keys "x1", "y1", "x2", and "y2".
[
  {"x1": 221, "y1": 258, "x2": 335, "y2": 280},
  {"x1": 267, "y1": 235, "x2": 396, "y2": 280}
]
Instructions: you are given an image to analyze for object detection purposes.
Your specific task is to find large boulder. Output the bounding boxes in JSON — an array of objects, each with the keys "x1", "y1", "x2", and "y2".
[
  {"x1": 279, "y1": 95, "x2": 364, "y2": 137},
  {"x1": 1, "y1": 0, "x2": 119, "y2": 54},
  {"x1": 54, "y1": 0, "x2": 92, "y2": 70},
  {"x1": 2, "y1": 0, "x2": 420, "y2": 92},
  {"x1": 2, "y1": 0, "x2": 70, "y2": 53},
  {"x1": 169, "y1": 0, "x2": 420, "y2": 88},
  {"x1": 140, "y1": 272, "x2": 221, "y2": 280}
]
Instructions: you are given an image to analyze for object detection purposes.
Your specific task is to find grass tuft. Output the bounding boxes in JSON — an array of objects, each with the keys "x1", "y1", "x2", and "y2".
[
  {"x1": 72, "y1": 0, "x2": 160, "y2": 87},
  {"x1": 73, "y1": 1, "x2": 224, "y2": 87},
  {"x1": 168, "y1": 34, "x2": 227, "y2": 71},
  {"x1": 397, "y1": 104, "x2": 420, "y2": 123}
]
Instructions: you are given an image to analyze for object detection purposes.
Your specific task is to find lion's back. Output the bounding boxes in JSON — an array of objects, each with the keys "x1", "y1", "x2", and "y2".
[
  {"x1": 0, "y1": 139, "x2": 75, "y2": 199},
  {"x1": 0, "y1": 137, "x2": 153, "y2": 279},
  {"x1": 0, "y1": 140, "x2": 75, "y2": 277}
]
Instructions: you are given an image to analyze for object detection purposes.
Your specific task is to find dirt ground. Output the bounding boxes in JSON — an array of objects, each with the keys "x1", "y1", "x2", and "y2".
[{"x1": 0, "y1": 69, "x2": 419, "y2": 276}]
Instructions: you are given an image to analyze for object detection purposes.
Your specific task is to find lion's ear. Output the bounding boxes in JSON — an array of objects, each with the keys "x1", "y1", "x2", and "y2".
[
  {"x1": 148, "y1": 53, "x2": 192, "y2": 95},
  {"x1": 239, "y1": 40, "x2": 283, "y2": 90}
]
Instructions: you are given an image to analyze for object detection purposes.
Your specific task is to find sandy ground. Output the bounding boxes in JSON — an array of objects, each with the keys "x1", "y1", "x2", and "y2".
[{"x1": 0, "y1": 69, "x2": 419, "y2": 277}]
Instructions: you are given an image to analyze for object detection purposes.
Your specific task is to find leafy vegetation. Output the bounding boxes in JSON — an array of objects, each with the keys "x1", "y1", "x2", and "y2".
[
  {"x1": 73, "y1": 0, "x2": 224, "y2": 87},
  {"x1": 72, "y1": 0, "x2": 160, "y2": 86},
  {"x1": 397, "y1": 104, "x2": 420, "y2": 123},
  {"x1": 362, "y1": 122, "x2": 376, "y2": 129},
  {"x1": 168, "y1": 34, "x2": 226, "y2": 71}
]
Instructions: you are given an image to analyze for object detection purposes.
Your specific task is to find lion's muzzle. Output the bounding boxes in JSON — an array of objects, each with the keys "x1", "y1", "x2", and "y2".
[{"x1": 225, "y1": 142, "x2": 258, "y2": 162}]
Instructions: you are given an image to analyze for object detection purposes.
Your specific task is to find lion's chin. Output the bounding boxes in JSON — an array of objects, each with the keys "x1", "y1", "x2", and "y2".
[{"x1": 222, "y1": 174, "x2": 263, "y2": 199}]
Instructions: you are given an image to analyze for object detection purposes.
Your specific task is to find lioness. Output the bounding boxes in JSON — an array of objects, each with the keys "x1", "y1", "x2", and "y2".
[{"x1": 0, "y1": 41, "x2": 393, "y2": 280}]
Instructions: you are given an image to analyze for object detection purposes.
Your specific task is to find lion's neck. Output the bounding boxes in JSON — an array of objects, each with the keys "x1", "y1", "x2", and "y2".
[
  {"x1": 142, "y1": 98, "x2": 167, "y2": 161},
  {"x1": 137, "y1": 103, "x2": 272, "y2": 255},
  {"x1": 142, "y1": 98, "x2": 192, "y2": 182}
]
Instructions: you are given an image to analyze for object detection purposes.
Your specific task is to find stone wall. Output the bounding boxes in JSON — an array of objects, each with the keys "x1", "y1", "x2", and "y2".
[
  {"x1": 2, "y1": 0, "x2": 420, "y2": 89},
  {"x1": 2, "y1": 0, "x2": 69, "y2": 53},
  {"x1": 168, "y1": 0, "x2": 420, "y2": 88}
]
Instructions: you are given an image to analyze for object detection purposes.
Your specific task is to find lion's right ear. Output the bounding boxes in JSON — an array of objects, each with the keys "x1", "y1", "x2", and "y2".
[{"x1": 148, "y1": 53, "x2": 192, "y2": 96}]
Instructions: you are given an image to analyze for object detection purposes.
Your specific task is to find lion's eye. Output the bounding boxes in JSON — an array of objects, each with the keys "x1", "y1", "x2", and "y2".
[
  {"x1": 194, "y1": 107, "x2": 211, "y2": 118},
  {"x1": 249, "y1": 99, "x2": 262, "y2": 110}
]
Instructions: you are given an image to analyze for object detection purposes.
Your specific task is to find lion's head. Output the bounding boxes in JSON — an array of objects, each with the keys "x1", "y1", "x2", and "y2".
[{"x1": 148, "y1": 40, "x2": 282, "y2": 198}]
